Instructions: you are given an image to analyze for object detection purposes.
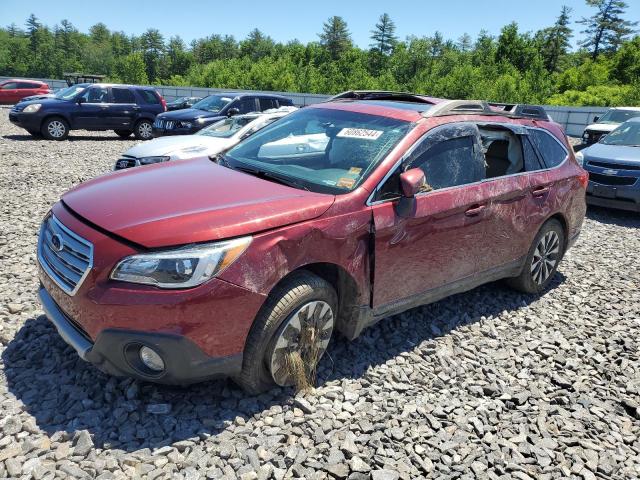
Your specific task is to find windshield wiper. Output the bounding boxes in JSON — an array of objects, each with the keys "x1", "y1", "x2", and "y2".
[{"x1": 235, "y1": 165, "x2": 310, "y2": 191}]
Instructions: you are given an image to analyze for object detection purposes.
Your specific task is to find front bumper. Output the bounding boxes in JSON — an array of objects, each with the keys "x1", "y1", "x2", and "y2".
[
  {"x1": 151, "y1": 126, "x2": 200, "y2": 137},
  {"x1": 9, "y1": 111, "x2": 41, "y2": 130},
  {"x1": 38, "y1": 286, "x2": 243, "y2": 384}
]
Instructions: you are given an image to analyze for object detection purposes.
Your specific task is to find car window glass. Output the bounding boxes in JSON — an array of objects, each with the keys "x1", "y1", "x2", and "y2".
[
  {"x1": 18, "y1": 82, "x2": 38, "y2": 89},
  {"x1": 528, "y1": 129, "x2": 567, "y2": 168},
  {"x1": 410, "y1": 136, "x2": 484, "y2": 190},
  {"x1": 80, "y1": 87, "x2": 109, "y2": 103},
  {"x1": 112, "y1": 88, "x2": 135, "y2": 103},
  {"x1": 259, "y1": 98, "x2": 278, "y2": 111},
  {"x1": 1, "y1": 82, "x2": 17, "y2": 89},
  {"x1": 138, "y1": 90, "x2": 160, "y2": 104},
  {"x1": 237, "y1": 98, "x2": 257, "y2": 114},
  {"x1": 522, "y1": 136, "x2": 545, "y2": 171}
]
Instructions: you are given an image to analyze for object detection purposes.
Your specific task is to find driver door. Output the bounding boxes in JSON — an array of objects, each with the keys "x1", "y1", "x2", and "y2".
[
  {"x1": 371, "y1": 122, "x2": 503, "y2": 312},
  {"x1": 71, "y1": 86, "x2": 110, "y2": 129}
]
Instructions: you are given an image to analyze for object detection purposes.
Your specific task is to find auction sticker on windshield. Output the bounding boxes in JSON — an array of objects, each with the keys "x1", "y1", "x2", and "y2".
[{"x1": 337, "y1": 128, "x2": 383, "y2": 140}]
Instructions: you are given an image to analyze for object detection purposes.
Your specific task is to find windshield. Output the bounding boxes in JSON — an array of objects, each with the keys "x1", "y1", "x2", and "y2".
[
  {"x1": 198, "y1": 116, "x2": 257, "y2": 138},
  {"x1": 225, "y1": 107, "x2": 413, "y2": 194},
  {"x1": 597, "y1": 110, "x2": 640, "y2": 125},
  {"x1": 601, "y1": 122, "x2": 640, "y2": 146},
  {"x1": 192, "y1": 95, "x2": 233, "y2": 113},
  {"x1": 55, "y1": 85, "x2": 87, "y2": 100}
]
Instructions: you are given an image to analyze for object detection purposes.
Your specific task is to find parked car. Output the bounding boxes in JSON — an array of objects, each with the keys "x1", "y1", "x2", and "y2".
[
  {"x1": 9, "y1": 83, "x2": 166, "y2": 140},
  {"x1": 580, "y1": 107, "x2": 640, "y2": 147},
  {"x1": 152, "y1": 92, "x2": 294, "y2": 137},
  {"x1": 114, "y1": 107, "x2": 297, "y2": 170},
  {"x1": 36, "y1": 92, "x2": 587, "y2": 393},
  {"x1": 0, "y1": 79, "x2": 51, "y2": 104},
  {"x1": 166, "y1": 96, "x2": 203, "y2": 111},
  {"x1": 576, "y1": 118, "x2": 640, "y2": 212}
]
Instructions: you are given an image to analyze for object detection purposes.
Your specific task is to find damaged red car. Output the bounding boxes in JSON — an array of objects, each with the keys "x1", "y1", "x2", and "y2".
[{"x1": 37, "y1": 91, "x2": 587, "y2": 393}]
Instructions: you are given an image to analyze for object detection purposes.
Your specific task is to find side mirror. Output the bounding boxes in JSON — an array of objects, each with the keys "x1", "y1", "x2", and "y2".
[
  {"x1": 76, "y1": 96, "x2": 85, "y2": 104},
  {"x1": 227, "y1": 108, "x2": 240, "y2": 117},
  {"x1": 593, "y1": 116, "x2": 600, "y2": 122},
  {"x1": 396, "y1": 168, "x2": 426, "y2": 218}
]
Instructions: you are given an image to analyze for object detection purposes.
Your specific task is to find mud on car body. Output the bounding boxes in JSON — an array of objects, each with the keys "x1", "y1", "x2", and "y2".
[{"x1": 37, "y1": 91, "x2": 588, "y2": 393}]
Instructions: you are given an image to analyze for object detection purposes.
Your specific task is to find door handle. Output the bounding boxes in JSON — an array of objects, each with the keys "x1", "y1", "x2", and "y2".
[
  {"x1": 532, "y1": 186, "x2": 550, "y2": 197},
  {"x1": 465, "y1": 204, "x2": 486, "y2": 217}
]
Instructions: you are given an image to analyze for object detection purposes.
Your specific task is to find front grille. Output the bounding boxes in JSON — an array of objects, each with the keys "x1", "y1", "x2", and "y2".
[
  {"x1": 153, "y1": 119, "x2": 174, "y2": 130},
  {"x1": 38, "y1": 214, "x2": 93, "y2": 295},
  {"x1": 585, "y1": 131, "x2": 606, "y2": 144},
  {"x1": 588, "y1": 160, "x2": 640, "y2": 171},
  {"x1": 114, "y1": 157, "x2": 138, "y2": 170},
  {"x1": 589, "y1": 172, "x2": 637, "y2": 186}
]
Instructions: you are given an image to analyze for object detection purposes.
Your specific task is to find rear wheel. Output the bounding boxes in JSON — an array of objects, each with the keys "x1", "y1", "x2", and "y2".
[
  {"x1": 114, "y1": 129, "x2": 132, "y2": 138},
  {"x1": 134, "y1": 119, "x2": 153, "y2": 140},
  {"x1": 234, "y1": 272, "x2": 337, "y2": 394},
  {"x1": 41, "y1": 117, "x2": 69, "y2": 140},
  {"x1": 507, "y1": 219, "x2": 565, "y2": 294}
]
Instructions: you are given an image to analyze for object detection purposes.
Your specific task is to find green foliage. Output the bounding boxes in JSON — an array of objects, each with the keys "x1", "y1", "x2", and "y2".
[{"x1": 0, "y1": 8, "x2": 639, "y2": 107}]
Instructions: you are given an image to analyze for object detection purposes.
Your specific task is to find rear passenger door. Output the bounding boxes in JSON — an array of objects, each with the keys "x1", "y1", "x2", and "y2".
[
  {"x1": 107, "y1": 87, "x2": 138, "y2": 129},
  {"x1": 371, "y1": 123, "x2": 502, "y2": 309}
]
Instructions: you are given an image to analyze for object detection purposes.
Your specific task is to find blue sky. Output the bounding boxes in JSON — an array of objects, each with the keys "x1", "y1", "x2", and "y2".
[{"x1": 1, "y1": 0, "x2": 638, "y2": 48}]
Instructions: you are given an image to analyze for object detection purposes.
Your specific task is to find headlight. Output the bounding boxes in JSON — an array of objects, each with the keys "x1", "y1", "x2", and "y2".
[
  {"x1": 138, "y1": 156, "x2": 170, "y2": 165},
  {"x1": 23, "y1": 103, "x2": 42, "y2": 113},
  {"x1": 575, "y1": 151, "x2": 584, "y2": 166},
  {"x1": 110, "y1": 237, "x2": 251, "y2": 288},
  {"x1": 196, "y1": 118, "x2": 207, "y2": 124},
  {"x1": 178, "y1": 121, "x2": 192, "y2": 129}
]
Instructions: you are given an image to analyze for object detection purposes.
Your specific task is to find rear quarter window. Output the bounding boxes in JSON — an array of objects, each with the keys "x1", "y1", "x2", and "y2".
[
  {"x1": 137, "y1": 89, "x2": 160, "y2": 104},
  {"x1": 112, "y1": 87, "x2": 136, "y2": 103},
  {"x1": 528, "y1": 129, "x2": 567, "y2": 168}
]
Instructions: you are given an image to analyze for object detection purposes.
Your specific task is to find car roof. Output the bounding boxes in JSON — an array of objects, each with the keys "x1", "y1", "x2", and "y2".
[
  {"x1": 611, "y1": 107, "x2": 640, "y2": 111},
  {"x1": 2, "y1": 78, "x2": 46, "y2": 84},
  {"x1": 86, "y1": 83, "x2": 156, "y2": 90}
]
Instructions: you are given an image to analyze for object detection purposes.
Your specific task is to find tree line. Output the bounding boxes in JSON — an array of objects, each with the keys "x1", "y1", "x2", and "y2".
[{"x1": 0, "y1": 0, "x2": 638, "y2": 106}]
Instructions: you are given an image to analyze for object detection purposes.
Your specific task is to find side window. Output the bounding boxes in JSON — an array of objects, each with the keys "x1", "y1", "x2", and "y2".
[
  {"x1": 138, "y1": 90, "x2": 160, "y2": 104},
  {"x1": 1, "y1": 82, "x2": 17, "y2": 89},
  {"x1": 237, "y1": 97, "x2": 257, "y2": 114},
  {"x1": 410, "y1": 136, "x2": 484, "y2": 190},
  {"x1": 259, "y1": 98, "x2": 278, "y2": 111},
  {"x1": 479, "y1": 128, "x2": 524, "y2": 178},
  {"x1": 522, "y1": 136, "x2": 545, "y2": 171},
  {"x1": 80, "y1": 87, "x2": 109, "y2": 103},
  {"x1": 112, "y1": 88, "x2": 135, "y2": 103},
  {"x1": 18, "y1": 82, "x2": 37, "y2": 89},
  {"x1": 528, "y1": 129, "x2": 567, "y2": 168}
]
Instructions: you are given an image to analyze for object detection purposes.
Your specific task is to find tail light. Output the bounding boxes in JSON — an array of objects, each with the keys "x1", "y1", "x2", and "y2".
[
  {"x1": 157, "y1": 91, "x2": 167, "y2": 112},
  {"x1": 578, "y1": 170, "x2": 589, "y2": 189}
]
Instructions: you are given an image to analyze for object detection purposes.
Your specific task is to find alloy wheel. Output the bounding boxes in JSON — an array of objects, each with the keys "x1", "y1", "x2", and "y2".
[
  {"x1": 268, "y1": 300, "x2": 334, "y2": 386},
  {"x1": 531, "y1": 230, "x2": 560, "y2": 285},
  {"x1": 138, "y1": 122, "x2": 152, "y2": 139},
  {"x1": 47, "y1": 121, "x2": 66, "y2": 138}
]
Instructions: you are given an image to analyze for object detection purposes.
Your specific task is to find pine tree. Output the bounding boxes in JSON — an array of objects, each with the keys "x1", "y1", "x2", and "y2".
[
  {"x1": 539, "y1": 6, "x2": 573, "y2": 72},
  {"x1": 319, "y1": 16, "x2": 351, "y2": 60},
  {"x1": 370, "y1": 13, "x2": 397, "y2": 55},
  {"x1": 579, "y1": 0, "x2": 637, "y2": 58},
  {"x1": 25, "y1": 14, "x2": 40, "y2": 51}
]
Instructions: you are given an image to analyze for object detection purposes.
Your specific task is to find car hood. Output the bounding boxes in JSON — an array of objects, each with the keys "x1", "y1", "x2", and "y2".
[
  {"x1": 157, "y1": 108, "x2": 225, "y2": 122},
  {"x1": 62, "y1": 157, "x2": 335, "y2": 248},
  {"x1": 124, "y1": 135, "x2": 231, "y2": 158},
  {"x1": 583, "y1": 143, "x2": 640, "y2": 166},
  {"x1": 19, "y1": 93, "x2": 55, "y2": 102},
  {"x1": 584, "y1": 123, "x2": 618, "y2": 133}
]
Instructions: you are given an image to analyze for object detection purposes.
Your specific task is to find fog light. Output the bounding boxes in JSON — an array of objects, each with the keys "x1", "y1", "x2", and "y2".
[{"x1": 139, "y1": 346, "x2": 165, "y2": 372}]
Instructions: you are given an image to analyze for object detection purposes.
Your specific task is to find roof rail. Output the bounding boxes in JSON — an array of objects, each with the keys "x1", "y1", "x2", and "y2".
[
  {"x1": 423, "y1": 100, "x2": 494, "y2": 117},
  {"x1": 487, "y1": 102, "x2": 550, "y2": 121},
  {"x1": 328, "y1": 90, "x2": 437, "y2": 105}
]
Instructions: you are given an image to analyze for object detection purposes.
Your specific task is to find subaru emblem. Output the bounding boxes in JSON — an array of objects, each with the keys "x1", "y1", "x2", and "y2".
[{"x1": 51, "y1": 234, "x2": 64, "y2": 252}]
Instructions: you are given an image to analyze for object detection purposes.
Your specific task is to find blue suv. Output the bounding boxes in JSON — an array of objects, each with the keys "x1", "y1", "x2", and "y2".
[{"x1": 9, "y1": 83, "x2": 166, "y2": 140}]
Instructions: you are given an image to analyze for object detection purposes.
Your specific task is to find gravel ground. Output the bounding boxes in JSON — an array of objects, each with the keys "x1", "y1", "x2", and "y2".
[{"x1": 0, "y1": 109, "x2": 639, "y2": 480}]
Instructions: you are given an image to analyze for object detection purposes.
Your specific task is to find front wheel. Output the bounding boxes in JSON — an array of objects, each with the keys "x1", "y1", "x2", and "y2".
[
  {"x1": 507, "y1": 219, "x2": 565, "y2": 294},
  {"x1": 134, "y1": 119, "x2": 153, "y2": 140},
  {"x1": 41, "y1": 117, "x2": 69, "y2": 140},
  {"x1": 234, "y1": 272, "x2": 337, "y2": 394}
]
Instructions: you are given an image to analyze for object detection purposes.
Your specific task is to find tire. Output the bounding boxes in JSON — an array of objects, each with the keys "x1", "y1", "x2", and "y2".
[
  {"x1": 133, "y1": 119, "x2": 153, "y2": 140},
  {"x1": 114, "y1": 129, "x2": 132, "y2": 138},
  {"x1": 41, "y1": 117, "x2": 69, "y2": 140},
  {"x1": 233, "y1": 271, "x2": 338, "y2": 394},
  {"x1": 507, "y1": 219, "x2": 565, "y2": 294}
]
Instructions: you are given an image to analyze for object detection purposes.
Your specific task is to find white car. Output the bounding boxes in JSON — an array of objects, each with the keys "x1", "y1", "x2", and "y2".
[
  {"x1": 581, "y1": 107, "x2": 640, "y2": 147},
  {"x1": 114, "y1": 107, "x2": 297, "y2": 170}
]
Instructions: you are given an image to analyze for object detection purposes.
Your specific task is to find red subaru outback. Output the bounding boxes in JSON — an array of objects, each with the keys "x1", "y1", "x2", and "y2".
[{"x1": 37, "y1": 92, "x2": 587, "y2": 393}]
